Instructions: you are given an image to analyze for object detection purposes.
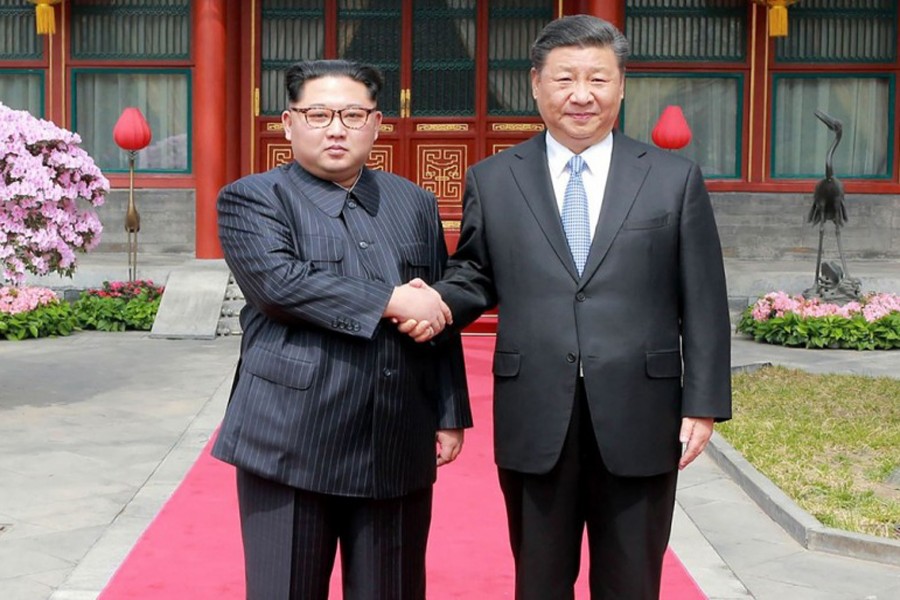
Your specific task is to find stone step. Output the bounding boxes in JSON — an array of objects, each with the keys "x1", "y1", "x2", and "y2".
[
  {"x1": 216, "y1": 316, "x2": 242, "y2": 337},
  {"x1": 217, "y1": 274, "x2": 245, "y2": 336},
  {"x1": 225, "y1": 282, "x2": 244, "y2": 300},
  {"x1": 221, "y1": 299, "x2": 244, "y2": 318}
]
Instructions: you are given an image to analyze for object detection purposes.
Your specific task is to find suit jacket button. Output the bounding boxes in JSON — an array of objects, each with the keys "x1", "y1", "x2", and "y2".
[
  {"x1": 576, "y1": 292, "x2": 586, "y2": 302},
  {"x1": 382, "y1": 368, "x2": 393, "y2": 377},
  {"x1": 359, "y1": 241, "x2": 369, "y2": 249},
  {"x1": 566, "y1": 353, "x2": 576, "y2": 363},
  {"x1": 347, "y1": 201, "x2": 358, "y2": 209}
]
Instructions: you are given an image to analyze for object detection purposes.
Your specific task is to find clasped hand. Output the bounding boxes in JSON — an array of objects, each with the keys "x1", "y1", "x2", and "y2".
[{"x1": 384, "y1": 278, "x2": 451, "y2": 342}]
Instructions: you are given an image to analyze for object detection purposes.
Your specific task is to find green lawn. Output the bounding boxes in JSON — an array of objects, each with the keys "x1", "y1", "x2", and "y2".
[{"x1": 720, "y1": 366, "x2": 900, "y2": 539}]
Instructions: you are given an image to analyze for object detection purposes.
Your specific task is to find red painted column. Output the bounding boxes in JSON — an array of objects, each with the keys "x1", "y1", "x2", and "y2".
[
  {"x1": 585, "y1": 0, "x2": 625, "y2": 30},
  {"x1": 193, "y1": 0, "x2": 226, "y2": 258}
]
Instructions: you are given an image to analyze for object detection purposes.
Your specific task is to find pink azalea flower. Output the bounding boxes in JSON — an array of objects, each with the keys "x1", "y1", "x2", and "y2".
[
  {"x1": 0, "y1": 285, "x2": 59, "y2": 315},
  {"x1": 751, "y1": 291, "x2": 900, "y2": 324},
  {"x1": 1, "y1": 102, "x2": 109, "y2": 285}
]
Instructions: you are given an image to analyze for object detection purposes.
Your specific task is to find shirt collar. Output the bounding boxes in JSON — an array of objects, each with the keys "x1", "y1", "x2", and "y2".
[{"x1": 545, "y1": 131, "x2": 614, "y2": 177}]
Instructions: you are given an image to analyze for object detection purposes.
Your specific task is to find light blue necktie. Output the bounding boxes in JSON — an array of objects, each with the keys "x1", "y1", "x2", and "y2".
[{"x1": 562, "y1": 155, "x2": 590, "y2": 275}]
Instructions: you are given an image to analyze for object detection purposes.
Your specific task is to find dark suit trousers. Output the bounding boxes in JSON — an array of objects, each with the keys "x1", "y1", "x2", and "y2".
[
  {"x1": 236, "y1": 469, "x2": 432, "y2": 600},
  {"x1": 498, "y1": 380, "x2": 678, "y2": 600}
]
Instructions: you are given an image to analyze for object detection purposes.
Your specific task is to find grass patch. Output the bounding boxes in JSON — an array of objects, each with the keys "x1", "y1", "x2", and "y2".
[{"x1": 720, "y1": 366, "x2": 900, "y2": 539}]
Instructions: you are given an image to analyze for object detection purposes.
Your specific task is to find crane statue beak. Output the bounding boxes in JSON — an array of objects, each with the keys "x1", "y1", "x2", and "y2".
[{"x1": 814, "y1": 109, "x2": 842, "y2": 133}]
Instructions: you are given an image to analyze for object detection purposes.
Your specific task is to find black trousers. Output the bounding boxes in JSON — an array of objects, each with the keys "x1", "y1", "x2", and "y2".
[
  {"x1": 498, "y1": 380, "x2": 678, "y2": 600},
  {"x1": 236, "y1": 469, "x2": 432, "y2": 600}
]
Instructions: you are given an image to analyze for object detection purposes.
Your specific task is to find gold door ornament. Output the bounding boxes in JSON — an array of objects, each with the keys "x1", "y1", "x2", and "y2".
[
  {"x1": 418, "y1": 146, "x2": 467, "y2": 203},
  {"x1": 267, "y1": 145, "x2": 292, "y2": 170},
  {"x1": 366, "y1": 145, "x2": 393, "y2": 172}
]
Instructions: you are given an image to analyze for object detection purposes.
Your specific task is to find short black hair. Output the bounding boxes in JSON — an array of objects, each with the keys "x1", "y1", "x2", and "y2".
[
  {"x1": 530, "y1": 15, "x2": 629, "y2": 73},
  {"x1": 285, "y1": 59, "x2": 384, "y2": 105}
]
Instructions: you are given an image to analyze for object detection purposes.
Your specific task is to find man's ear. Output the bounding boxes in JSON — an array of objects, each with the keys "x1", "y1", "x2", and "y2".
[
  {"x1": 281, "y1": 111, "x2": 292, "y2": 140},
  {"x1": 372, "y1": 110, "x2": 383, "y2": 142}
]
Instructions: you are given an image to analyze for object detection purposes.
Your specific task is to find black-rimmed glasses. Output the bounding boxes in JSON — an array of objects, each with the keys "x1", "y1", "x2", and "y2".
[{"x1": 289, "y1": 106, "x2": 376, "y2": 130}]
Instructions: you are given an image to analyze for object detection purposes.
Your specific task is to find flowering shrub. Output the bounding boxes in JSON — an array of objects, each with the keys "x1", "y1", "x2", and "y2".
[
  {"x1": 73, "y1": 280, "x2": 164, "y2": 331},
  {"x1": 0, "y1": 102, "x2": 108, "y2": 285},
  {"x1": 0, "y1": 285, "x2": 77, "y2": 340},
  {"x1": 738, "y1": 291, "x2": 900, "y2": 350},
  {"x1": 0, "y1": 280, "x2": 164, "y2": 340}
]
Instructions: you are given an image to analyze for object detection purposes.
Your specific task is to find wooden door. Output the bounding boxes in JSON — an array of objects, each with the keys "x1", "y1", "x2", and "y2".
[
  {"x1": 249, "y1": 0, "x2": 559, "y2": 332},
  {"x1": 251, "y1": 1, "x2": 554, "y2": 230}
]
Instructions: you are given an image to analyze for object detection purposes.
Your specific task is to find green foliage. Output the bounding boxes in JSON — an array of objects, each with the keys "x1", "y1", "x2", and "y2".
[
  {"x1": 0, "y1": 299, "x2": 78, "y2": 340},
  {"x1": 737, "y1": 306, "x2": 900, "y2": 351},
  {"x1": 72, "y1": 280, "x2": 163, "y2": 332}
]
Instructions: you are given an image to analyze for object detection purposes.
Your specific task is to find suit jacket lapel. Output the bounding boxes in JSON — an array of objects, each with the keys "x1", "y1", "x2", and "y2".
[
  {"x1": 509, "y1": 133, "x2": 581, "y2": 280},
  {"x1": 580, "y1": 132, "x2": 650, "y2": 283}
]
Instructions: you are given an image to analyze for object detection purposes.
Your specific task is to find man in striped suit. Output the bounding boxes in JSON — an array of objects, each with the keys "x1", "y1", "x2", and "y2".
[{"x1": 213, "y1": 60, "x2": 472, "y2": 600}]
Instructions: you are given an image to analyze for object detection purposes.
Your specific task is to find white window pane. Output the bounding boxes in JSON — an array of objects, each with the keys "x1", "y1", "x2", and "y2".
[
  {"x1": 0, "y1": 72, "x2": 42, "y2": 114},
  {"x1": 74, "y1": 71, "x2": 190, "y2": 172},
  {"x1": 773, "y1": 76, "x2": 890, "y2": 178},
  {"x1": 624, "y1": 76, "x2": 741, "y2": 178}
]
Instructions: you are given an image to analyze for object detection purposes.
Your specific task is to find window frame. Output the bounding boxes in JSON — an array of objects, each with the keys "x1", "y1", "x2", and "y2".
[
  {"x1": 70, "y1": 67, "x2": 193, "y2": 175},
  {"x1": 65, "y1": 1, "x2": 195, "y2": 184},
  {"x1": 622, "y1": 71, "x2": 745, "y2": 179},
  {"x1": 769, "y1": 72, "x2": 895, "y2": 181},
  {"x1": 623, "y1": 0, "x2": 900, "y2": 193}
]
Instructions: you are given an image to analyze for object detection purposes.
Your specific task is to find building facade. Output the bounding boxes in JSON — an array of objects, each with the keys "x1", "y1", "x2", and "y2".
[{"x1": 1, "y1": 0, "x2": 898, "y2": 259}]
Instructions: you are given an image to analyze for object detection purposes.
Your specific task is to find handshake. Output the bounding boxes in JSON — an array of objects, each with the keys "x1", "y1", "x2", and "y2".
[{"x1": 383, "y1": 278, "x2": 451, "y2": 343}]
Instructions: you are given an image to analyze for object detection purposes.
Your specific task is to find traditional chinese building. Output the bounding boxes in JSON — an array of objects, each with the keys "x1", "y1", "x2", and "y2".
[{"x1": 1, "y1": 0, "x2": 898, "y2": 259}]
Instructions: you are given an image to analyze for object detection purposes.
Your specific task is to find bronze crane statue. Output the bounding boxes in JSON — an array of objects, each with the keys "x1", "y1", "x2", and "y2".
[{"x1": 807, "y1": 109, "x2": 859, "y2": 300}]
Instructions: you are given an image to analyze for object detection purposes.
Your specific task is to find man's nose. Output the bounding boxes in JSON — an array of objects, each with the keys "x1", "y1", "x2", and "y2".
[
  {"x1": 325, "y1": 116, "x2": 347, "y2": 136},
  {"x1": 570, "y1": 81, "x2": 593, "y2": 103}
]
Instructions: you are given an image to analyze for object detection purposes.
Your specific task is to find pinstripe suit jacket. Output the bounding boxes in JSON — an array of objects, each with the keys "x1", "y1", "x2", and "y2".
[{"x1": 212, "y1": 161, "x2": 472, "y2": 499}]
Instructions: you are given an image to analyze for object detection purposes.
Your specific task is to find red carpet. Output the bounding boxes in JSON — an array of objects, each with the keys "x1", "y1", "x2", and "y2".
[{"x1": 100, "y1": 337, "x2": 705, "y2": 599}]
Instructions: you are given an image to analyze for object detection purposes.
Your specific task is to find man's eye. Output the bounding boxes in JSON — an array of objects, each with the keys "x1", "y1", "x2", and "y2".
[
  {"x1": 343, "y1": 110, "x2": 366, "y2": 120},
  {"x1": 307, "y1": 110, "x2": 331, "y2": 120}
]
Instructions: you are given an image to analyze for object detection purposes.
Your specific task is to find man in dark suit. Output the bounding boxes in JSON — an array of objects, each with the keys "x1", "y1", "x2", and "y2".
[
  {"x1": 412, "y1": 14, "x2": 731, "y2": 600},
  {"x1": 213, "y1": 59, "x2": 472, "y2": 600}
]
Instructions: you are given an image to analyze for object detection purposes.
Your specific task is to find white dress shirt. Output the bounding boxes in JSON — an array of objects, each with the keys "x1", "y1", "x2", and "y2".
[{"x1": 545, "y1": 131, "x2": 614, "y2": 244}]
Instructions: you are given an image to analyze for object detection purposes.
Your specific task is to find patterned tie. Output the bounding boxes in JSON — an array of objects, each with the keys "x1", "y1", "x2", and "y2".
[{"x1": 562, "y1": 155, "x2": 590, "y2": 275}]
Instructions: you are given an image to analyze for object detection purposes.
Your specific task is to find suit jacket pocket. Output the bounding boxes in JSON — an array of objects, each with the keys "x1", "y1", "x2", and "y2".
[
  {"x1": 300, "y1": 234, "x2": 344, "y2": 262},
  {"x1": 242, "y1": 347, "x2": 317, "y2": 390},
  {"x1": 622, "y1": 213, "x2": 671, "y2": 230},
  {"x1": 493, "y1": 351, "x2": 521, "y2": 378},
  {"x1": 400, "y1": 242, "x2": 431, "y2": 282},
  {"x1": 645, "y1": 349, "x2": 682, "y2": 378}
]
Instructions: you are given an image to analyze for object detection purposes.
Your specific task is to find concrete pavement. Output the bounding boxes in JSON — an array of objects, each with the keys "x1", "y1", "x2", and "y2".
[{"x1": 1, "y1": 254, "x2": 898, "y2": 599}]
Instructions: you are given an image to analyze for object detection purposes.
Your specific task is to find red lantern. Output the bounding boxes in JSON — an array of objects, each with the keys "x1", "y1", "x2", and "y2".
[
  {"x1": 651, "y1": 105, "x2": 692, "y2": 150},
  {"x1": 112, "y1": 108, "x2": 152, "y2": 281},
  {"x1": 113, "y1": 107, "x2": 152, "y2": 152}
]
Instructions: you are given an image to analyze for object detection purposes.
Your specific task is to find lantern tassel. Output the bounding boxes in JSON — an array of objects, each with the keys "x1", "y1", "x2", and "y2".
[
  {"x1": 768, "y1": 5, "x2": 789, "y2": 37},
  {"x1": 34, "y1": 3, "x2": 56, "y2": 35}
]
